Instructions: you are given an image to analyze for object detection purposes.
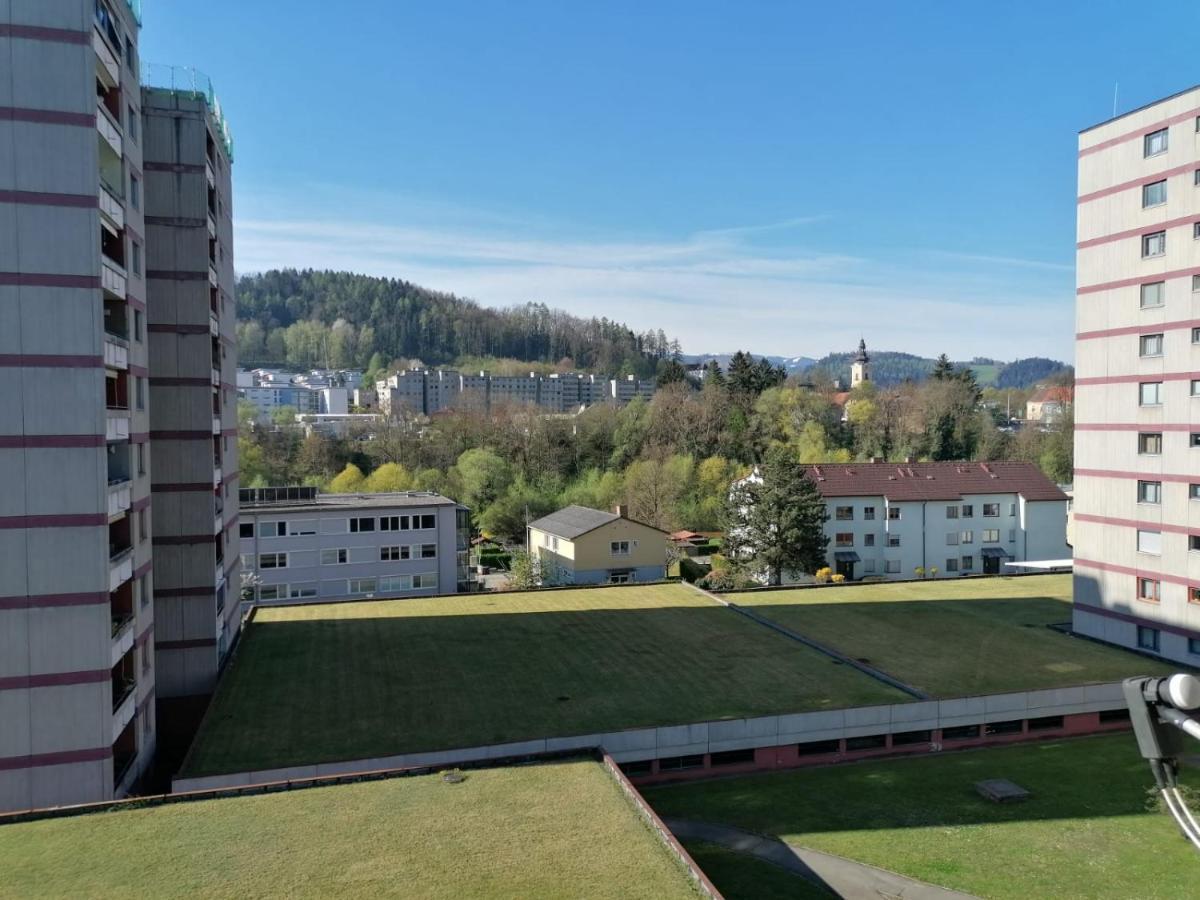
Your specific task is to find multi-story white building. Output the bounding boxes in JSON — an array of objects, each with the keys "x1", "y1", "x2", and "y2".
[
  {"x1": 375, "y1": 369, "x2": 654, "y2": 416},
  {"x1": 239, "y1": 488, "x2": 471, "y2": 603},
  {"x1": 1074, "y1": 86, "x2": 1200, "y2": 664}
]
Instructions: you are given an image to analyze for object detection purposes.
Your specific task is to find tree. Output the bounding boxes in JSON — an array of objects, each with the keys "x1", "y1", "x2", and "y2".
[
  {"x1": 364, "y1": 461, "x2": 413, "y2": 493},
  {"x1": 296, "y1": 433, "x2": 340, "y2": 480},
  {"x1": 238, "y1": 399, "x2": 260, "y2": 430},
  {"x1": 931, "y1": 354, "x2": 955, "y2": 380},
  {"x1": 702, "y1": 359, "x2": 725, "y2": 386},
  {"x1": 724, "y1": 449, "x2": 829, "y2": 585},
  {"x1": 328, "y1": 463, "x2": 366, "y2": 493},
  {"x1": 655, "y1": 358, "x2": 690, "y2": 388},
  {"x1": 454, "y1": 448, "x2": 513, "y2": 517},
  {"x1": 506, "y1": 550, "x2": 539, "y2": 591},
  {"x1": 624, "y1": 454, "x2": 692, "y2": 532},
  {"x1": 271, "y1": 405, "x2": 299, "y2": 427}
]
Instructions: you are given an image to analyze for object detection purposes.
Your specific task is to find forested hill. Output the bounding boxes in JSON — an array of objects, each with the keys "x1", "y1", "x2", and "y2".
[
  {"x1": 812, "y1": 351, "x2": 1070, "y2": 389},
  {"x1": 234, "y1": 269, "x2": 677, "y2": 375}
]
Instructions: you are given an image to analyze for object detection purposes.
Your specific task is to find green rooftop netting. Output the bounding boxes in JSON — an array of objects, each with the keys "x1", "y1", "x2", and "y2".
[{"x1": 142, "y1": 64, "x2": 234, "y2": 162}]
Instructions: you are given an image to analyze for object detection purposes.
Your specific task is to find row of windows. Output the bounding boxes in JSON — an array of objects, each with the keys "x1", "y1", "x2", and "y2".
[
  {"x1": 1138, "y1": 381, "x2": 1200, "y2": 407},
  {"x1": 255, "y1": 573, "x2": 439, "y2": 600},
  {"x1": 1134, "y1": 528, "x2": 1200, "y2": 555},
  {"x1": 834, "y1": 503, "x2": 1012, "y2": 521},
  {"x1": 242, "y1": 514, "x2": 437, "y2": 539},
  {"x1": 1136, "y1": 624, "x2": 1200, "y2": 658},
  {"x1": 1134, "y1": 576, "x2": 1200, "y2": 604},
  {"x1": 1141, "y1": 276, "x2": 1200, "y2": 316},
  {"x1": 1138, "y1": 432, "x2": 1200, "y2": 462},
  {"x1": 252, "y1": 544, "x2": 438, "y2": 568},
  {"x1": 835, "y1": 529, "x2": 1012, "y2": 548}
]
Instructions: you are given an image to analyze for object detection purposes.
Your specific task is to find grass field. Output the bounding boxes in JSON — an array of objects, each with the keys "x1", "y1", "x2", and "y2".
[
  {"x1": 731, "y1": 574, "x2": 1177, "y2": 696},
  {"x1": 647, "y1": 734, "x2": 1196, "y2": 899},
  {"x1": 0, "y1": 761, "x2": 698, "y2": 900},
  {"x1": 183, "y1": 584, "x2": 905, "y2": 777}
]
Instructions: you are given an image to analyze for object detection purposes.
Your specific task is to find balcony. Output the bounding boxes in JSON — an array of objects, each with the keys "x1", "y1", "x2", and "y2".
[
  {"x1": 110, "y1": 616, "x2": 134, "y2": 667},
  {"x1": 107, "y1": 480, "x2": 131, "y2": 519},
  {"x1": 110, "y1": 646, "x2": 136, "y2": 743},
  {"x1": 211, "y1": 415, "x2": 221, "y2": 436},
  {"x1": 209, "y1": 310, "x2": 220, "y2": 337},
  {"x1": 106, "y1": 409, "x2": 130, "y2": 442},
  {"x1": 99, "y1": 181, "x2": 125, "y2": 231},
  {"x1": 96, "y1": 100, "x2": 122, "y2": 157},
  {"x1": 206, "y1": 159, "x2": 216, "y2": 188},
  {"x1": 208, "y1": 263, "x2": 219, "y2": 287},
  {"x1": 101, "y1": 257, "x2": 126, "y2": 300},
  {"x1": 211, "y1": 366, "x2": 221, "y2": 387},
  {"x1": 208, "y1": 212, "x2": 217, "y2": 239},
  {"x1": 213, "y1": 464, "x2": 222, "y2": 487},
  {"x1": 215, "y1": 559, "x2": 226, "y2": 589},
  {"x1": 109, "y1": 548, "x2": 133, "y2": 592},
  {"x1": 93, "y1": 28, "x2": 120, "y2": 88},
  {"x1": 104, "y1": 333, "x2": 128, "y2": 371}
]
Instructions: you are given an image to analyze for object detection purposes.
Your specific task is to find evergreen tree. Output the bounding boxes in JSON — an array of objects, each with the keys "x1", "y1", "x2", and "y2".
[
  {"x1": 726, "y1": 351, "x2": 756, "y2": 394},
  {"x1": 931, "y1": 353, "x2": 955, "y2": 380},
  {"x1": 655, "y1": 358, "x2": 691, "y2": 388},
  {"x1": 702, "y1": 359, "x2": 725, "y2": 385}
]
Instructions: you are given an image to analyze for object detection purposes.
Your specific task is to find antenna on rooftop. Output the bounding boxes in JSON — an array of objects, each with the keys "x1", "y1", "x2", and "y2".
[{"x1": 1113, "y1": 82, "x2": 1119, "y2": 118}]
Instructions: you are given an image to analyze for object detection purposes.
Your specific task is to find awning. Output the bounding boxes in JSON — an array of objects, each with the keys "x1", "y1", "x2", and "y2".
[
  {"x1": 980, "y1": 547, "x2": 1012, "y2": 559},
  {"x1": 834, "y1": 551, "x2": 861, "y2": 562}
]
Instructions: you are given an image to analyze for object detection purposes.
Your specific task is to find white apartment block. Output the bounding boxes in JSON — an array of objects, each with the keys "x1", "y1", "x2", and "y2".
[
  {"x1": 807, "y1": 462, "x2": 1070, "y2": 581},
  {"x1": 375, "y1": 369, "x2": 653, "y2": 416},
  {"x1": 1074, "y1": 86, "x2": 1200, "y2": 664},
  {"x1": 238, "y1": 488, "x2": 471, "y2": 603}
]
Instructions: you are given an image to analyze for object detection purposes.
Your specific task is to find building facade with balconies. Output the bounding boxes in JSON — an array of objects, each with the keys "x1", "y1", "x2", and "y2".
[
  {"x1": 0, "y1": 0, "x2": 155, "y2": 813},
  {"x1": 1074, "y1": 87, "x2": 1200, "y2": 665}
]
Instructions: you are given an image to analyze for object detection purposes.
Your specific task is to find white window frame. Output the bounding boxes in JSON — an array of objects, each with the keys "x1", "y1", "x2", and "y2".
[
  {"x1": 259, "y1": 552, "x2": 287, "y2": 569},
  {"x1": 1139, "y1": 432, "x2": 1163, "y2": 455},
  {"x1": 1141, "y1": 281, "x2": 1165, "y2": 308},
  {"x1": 321, "y1": 548, "x2": 347, "y2": 565},
  {"x1": 1143, "y1": 179, "x2": 1167, "y2": 208},
  {"x1": 1140, "y1": 382, "x2": 1164, "y2": 406},
  {"x1": 348, "y1": 577, "x2": 378, "y2": 594},
  {"x1": 611, "y1": 540, "x2": 631, "y2": 557},
  {"x1": 884, "y1": 560, "x2": 901, "y2": 574},
  {"x1": 1137, "y1": 481, "x2": 1163, "y2": 505},
  {"x1": 1144, "y1": 128, "x2": 1168, "y2": 157},
  {"x1": 1137, "y1": 530, "x2": 1162, "y2": 555},
  {"x1": 1142, "y1": 231, "x2": 1166, "y2": 258},
  {"x1": 1139, "y1": 333, "x2": 1164, "y2": 357}
]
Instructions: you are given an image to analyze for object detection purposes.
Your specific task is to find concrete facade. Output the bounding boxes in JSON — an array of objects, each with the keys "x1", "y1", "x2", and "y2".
[
  {"x1": 239, "y1": 491, "x2": 471, "y2": 602},
  {"x1": 1074, "y1": 86, "x2": 1200, "y2": 665},
  {"x1": 0, "y1": 0, "x2": 155, "y2": 813},
  {"x1": 142, "y1": 78, "x2": 239, "y2": 700}
]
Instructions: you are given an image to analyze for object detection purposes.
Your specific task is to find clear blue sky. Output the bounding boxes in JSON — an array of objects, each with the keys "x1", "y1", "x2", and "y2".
[{"x1": 141, "y1": 0, "x2": 1200, "y2": 362}]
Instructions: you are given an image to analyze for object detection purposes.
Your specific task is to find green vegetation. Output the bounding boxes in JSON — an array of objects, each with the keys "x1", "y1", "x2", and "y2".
[
  {"x1": 733, "y1": 575, "x2": 1177, "y2": 696},
  {"x1": 683, "y1": 842, "x2": 831, "y2": 899},
  {"x1": 183, "y1": 584, "x2": 905, "y2": 777},
  {"x1": 646, "y1": 735, "x2": 1194, "y2": 899},
  {"x1": 0, "y1": 761, "x2": 697, "y2": 900}
]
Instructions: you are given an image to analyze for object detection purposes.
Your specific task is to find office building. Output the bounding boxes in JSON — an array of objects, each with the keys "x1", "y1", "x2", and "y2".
[
  {"x1": 1074, "y1": 87, "x2": 1200, "y2": 664},
  {"x1": 0, "y1": 0, "x2": 153, "y2": 812}
]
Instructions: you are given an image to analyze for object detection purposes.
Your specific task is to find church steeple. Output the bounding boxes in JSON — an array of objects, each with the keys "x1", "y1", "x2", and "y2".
[{"x1": 851, "y1": 338, "x2": 870, "y2": 386}]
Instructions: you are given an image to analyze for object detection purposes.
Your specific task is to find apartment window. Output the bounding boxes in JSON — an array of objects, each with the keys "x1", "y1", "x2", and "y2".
[
  {"x1": 137, "y1": 443, "x2": 145, "y2": 475},
  {"x1": 287, "y1": 520, "x2": 317, "y2": 536},
  {"x1": 1008, "y1": 503, "x2": 1017, "y2": 516},
  {"x1": 139, "y1": 573, "x2": 149, "y2": 608},
  {"x1": 258, "y1": 521, "x2": 285, "y2": 538},
  {"x1": 349, "y1": 578, "x2": 377, "y2": 594},
  {"x1": 863, "y1": 559, "x2": 876, "y2": 573},
  {"x1": 380, "y1": 546, "x2": 400, "y2": 561},
  {"x1": 892, "y1": 730, "x2": 932, "y2": 746},
  {"x1": 1192, "y1": 484, "x2": 1200, "y2": 500},
  {"x1": 1193, "y1": 327, "x2": 1200, "y2": 343},
  {"x1": 1028, "y1": 715, "x2": 1064, "y2": 731},
  {"x1": 796, "y1": 739, "x2": 840, "y2": 756},
  {"x1": 1192, "y1": 380, "x2": 1200, "y2": 398},
  {"x1": 1143, "y1": 231, "x2": 1166, "y2": 258},
  {"x1": 1190, "y1": 535, "x2": 1200, "y2": 553},
  {"x1": 1137, "y1": 530, "x2": 1162, "y2": 555},
  {"x1": 1140, "y1": 282, "x2": 1165, "y2": 308},
  {"x1": 986, "y1": 720, "x2": 1023, "y2": 736},
  {"x1": 127, "y1": 104, "x2": 138, "y2": 143},
  {"x1": 379, "y1": 574, "x2": 412, "y2": 592},
  {"x1": 887, "y1": 534, "x2": 900, "y2": 547},
  {"x1": 983, "y1": 529, "x2": 1000, "y2": 543},
  {"x1": 1194, "y1": 276, "x2": 1200, "y2": 293},
  {"x1": 1196, "y1": 168, "x2": 1200, "y2": 185},
  {"x1": 845, "y1": 734, "x2": 887, "y2": 752},
  {"x1": 887, "y1": 507, "x2": 901, "y2": 520},
  {"x1": 259, "y1": 552, "x2": 287, "y2": 569},
  {"x1": 611, "y1": 541, "x2": 631, "y2": 557},
  {"x1": 135, "y1": 376, "x2": 144, "y2": 410},
  {"x1": 1142, "y1": 179, "x2": 1167, "y2": 207},
  {"x1": 1195, "y1": 223, "x2": 1200, "y2": 240},
  {"x1": 130, "y1": 241, "x2": 141, "y2": 276},
  {"x1": 945, "y1": 505, "x2": 959, "y2": 519},
  {"x1": 982, "y1": 503, "x2": 999, "y2": 517},
  {"x1": 413, "y1": 573, "x2": 438, "y2": 589},
  {"x1": 133, "y1": 309, "x2": 143, "y2": 342},
  {"x1": 835, "y1": 532, "x2": 854, "y2": 547},
  {"x1": 349, "y1": 516, "x2": 376, "y2": 533},
  {"x1": 1144, "y1": 127, "x2": 1168, "y2": 157},
  {"x1": 942, "y1": 724, "x2": 981, "y2": 742},
  {"x1": 1192, "y1": 433, "x2": 1200, "y2": 448},
  {"x1": 1138, "y1": 626, "x2": 1161, "y2": 652},
  {"x1": 321, "y1": 548, "x2": 348, "y2": 565},
  {"x1": 960, "y1": 530, "x2": 974, "y2": 544},
  {"x1": 835, "y1": 506, "x2": 854, "y2": 521},
  {"x1": 1138, "y1": 577, "x2": 1161, "y2": 602},
  {"x1": 1193, "y1": 587, "x2": 1200, "y2": 605},
  {"x1": 961, "y1": 555, "x2": 974, "y2": 571},
  {"x1": 124, "y1": 35, "x2": 136, "y2": 72},
  {"x1": 420, "y1": 544, "x2": 437, "y2": 558},
  {"x1": 863, "y1": 506, "x2": 875, "y2": 520},
  {"x1": 946, "y1": 532, "x2": 959, "y2": 546},
  {"x1": 239, "y1": 522, "x2": 253, "y2": 538},
  {"x1": 129, "y1": 174, "x2": 140, "y2": 211},
  {"x1": 658, "y1": 754, "x2": 705, "y2": 772},
  {"x1": 710, "y1": 748, "x2": 756, "y2": 767},
  {"x1": 138, "y1": 508, "x2": 147, "y2": 543},
  {"x1": 1140, "y1": 382, "x2": 1163, "y2": 406},
  {"x1": 380, "y1": 515, "x2": 410, "y2": 531},
  {"x1": 1139, "y1": 432, "x2": 1163, "y2": 455},
  {"x1": 863, "y1": 534, "x2": 875, "y2": 547},
  {"x1": 141, "y1": 642, "x2": 151, "y2": 675},
  {"x1": 1008, "y1": 529, "x2": 1016, "y2": 542},
  {"x1": 1139, "y1": 333, "x2": 1164, "y2": 357},
  {"x1": 884, "y1": 560, "x2": 901, "y2": 573},
  {"x1": 1190, "y1": 638, "x2": 1200, "y2": 656},
  {"x1": 1137, "y1": 480, "x2": 1163, "y2": 504},
  {"x1": 961, "y1": 505, "x2": 974, "y2": 518},
  {"x1": 945, "y1": 558, "x2": 959, "y2": 572}
]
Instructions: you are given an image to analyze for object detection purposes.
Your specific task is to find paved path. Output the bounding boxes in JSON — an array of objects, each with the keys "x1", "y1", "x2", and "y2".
[{"x1": 665, "y1": 818, "x2": 979, "y2": 900}]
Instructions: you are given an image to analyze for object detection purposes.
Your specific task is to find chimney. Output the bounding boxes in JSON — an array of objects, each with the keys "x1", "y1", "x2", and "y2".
[{"x1": 614, "y1": 504, "x2": 629, "y2": 518}]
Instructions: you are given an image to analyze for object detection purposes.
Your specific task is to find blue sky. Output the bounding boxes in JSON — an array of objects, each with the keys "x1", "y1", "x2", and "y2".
[{"x1": 141, "y1": 0, "x2": 1200, "y2": 362}]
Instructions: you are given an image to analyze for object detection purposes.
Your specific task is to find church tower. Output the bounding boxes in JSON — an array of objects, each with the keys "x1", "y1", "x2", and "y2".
[{"x1": 851, "y1": 338, "x2": 870, "y2": 387}]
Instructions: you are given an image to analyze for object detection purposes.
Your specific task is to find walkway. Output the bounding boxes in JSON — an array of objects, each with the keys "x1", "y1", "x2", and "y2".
[{"x1": 665, "y1": 818, "x2": 979, "y2": 900}]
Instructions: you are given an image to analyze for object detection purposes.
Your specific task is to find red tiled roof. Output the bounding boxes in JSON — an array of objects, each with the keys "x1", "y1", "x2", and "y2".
[
  {"x1": 830, "y1": 392, "x2": 851, "y2": 406},
  {"x1": 805, "y1": 461, "x2": 1067, "y2": 502},
  {"x1": 670, "y1": 530, "x2": 704, "y2": 541},
  {"x1": 1029, "y1": 386, "x2": 1073, "y2": 404}
]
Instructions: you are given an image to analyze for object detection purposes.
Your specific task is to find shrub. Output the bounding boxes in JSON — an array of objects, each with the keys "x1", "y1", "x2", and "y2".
[
  {"x1": 814, "y1": 567, "x2": 832, "y2": 584},
  {"x1": 679, "y1": 557, "x2": 712, "y2": 583},
  {"x1": 831, "y1": 573, "x2": 845, "y2": 584},
  {"x1": 697, "y1": 568, "x2": 754, "y2": 592}
]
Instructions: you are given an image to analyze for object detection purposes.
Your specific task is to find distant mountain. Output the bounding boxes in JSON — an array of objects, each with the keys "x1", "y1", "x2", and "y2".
[
  {"x1": 684, "y1": 353, "x2": 816, "y2": 373},
  {"x1": 735, "y1": 350, "x2": 1072, "y2": 389}
]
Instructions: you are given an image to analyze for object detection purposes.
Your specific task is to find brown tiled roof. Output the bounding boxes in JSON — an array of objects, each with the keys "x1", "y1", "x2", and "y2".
[
  {"x1": 805, "y1": 461, "x2": 1067, "y2": 502},
  {"x1": 1029, "y1": 386, "x2": 1073, "y2": 404}
]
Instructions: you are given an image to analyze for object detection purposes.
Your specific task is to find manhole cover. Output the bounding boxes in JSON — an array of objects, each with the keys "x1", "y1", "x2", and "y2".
[{"x1": 975, "y1": 779, "x2": 1030, "y2": 802}]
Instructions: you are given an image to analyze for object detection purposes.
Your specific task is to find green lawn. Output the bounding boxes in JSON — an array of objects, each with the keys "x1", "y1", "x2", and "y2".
[
  {"x1": 647, "y1": 734, "x2": 1195, "y2": 899},
  {"x1": 0, "y1": 761, "x2": 698, "y2": 900},
  {"x1": 684, "y1": 842, "x2": 831, "y2": 899},
  {"x1": 183, "y1": 584, "x2": 904, "y2": 777},
  {"x1": 731, "y1": 575, "x2": 1177, "y2": 696}
]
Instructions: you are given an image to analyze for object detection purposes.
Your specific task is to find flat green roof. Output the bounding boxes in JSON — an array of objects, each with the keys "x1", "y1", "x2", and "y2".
[
  {"x1": 183, "y1": 583, "x2": 904, "y2": 777},
  {"x1": 730, "y1": 574, "x2": 1177, "y2": 697},
  {"x1": 0, "y1": 760, "x2": 699, "y2": 899}
]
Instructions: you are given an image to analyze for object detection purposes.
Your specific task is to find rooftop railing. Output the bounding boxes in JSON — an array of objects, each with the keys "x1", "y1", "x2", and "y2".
[
  {"x1": 125, "y1": 0, "x2": 142, "y2": 26},
  {"x1": 142, "y1": 63, "x2": 234, "y2": 161}
]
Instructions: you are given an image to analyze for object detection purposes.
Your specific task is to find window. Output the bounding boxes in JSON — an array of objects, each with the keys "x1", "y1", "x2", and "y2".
[
  {"x1": 620, "y1": 760, "x2": 652, "y2": 777},
  {"x1": 887, "y1": 507, "x2": 901, "y2": 520},
  {"x1": 1139, "y1": 333, "x2": 1164, "y2": 357},
  {"x1": 124, "y1": 35, "x2": 136, "y2": 73},
  {"x1": 130, "y1": 240, "x2": 141, "y2": 276},
  {"x1": 381, "y1": 515, "x2": 410, "y2": 531},
  {"x1": 887, "y1": 534, "x2": 900, "y2": 547},
  {"x1": 420, "y1": 544, "x2": 437, "y2": 558},
  {"x1": 258, "y1": 585, "x2": 282, "y2": 600},
  {"x1": 1194, "y1": 327, "x2": 1200, "y2": 343},
  {"x1": 884, "y1": 560, "x2": 901, "y2": 573},
  {"x1": 611, "y1": 541, "x2": 631, "y2": 556},
  {"x1": 945, "y1": 505, "x2": 959, "y2": 519},
  {"x1": 349, "y1": 578, "x2": 377, "y2": 594},
  {"x1": 1008, "y1": 503, "x2": 1017, "y2": 516},
  {"x1": 1143, "y1": 179, "x2": 1167, "y2": 207},
  {"x1": 1139, "y1": 432, "x2": 1163, "y2": 455},
  {"x1": 960, "y1": 531, "x2": 974, "y2": 544},
  {"x1": 983, "y1": 529, "x2": 1000, "y2": 543},
  {"x1": 961, "y1": 505, "x2": 974, "y2": 518},
  {"x1": 321, "y1": 548, "x2": 348, "y2": 565},
  {"x1": 1143, "y1": 231, "x2": 1166, "y2": 258},
  {"x1": 1191, "y1": 535, "x2": 1200, "y2": 553},
  {"x1": 945, "y1": 558, "x2": 959, "y2": 572},
  {"x1": 126, "y1": 103, "x2": 138, "y2": 143},
  {"x1": 961, "y1": 555, "x2": 974, "y2": 570},
  {"x1": 1141, "y1": 281, "x2": 1165, "y2": 308},
  {"x1": 138, "y1": 508, "x2": 147, "y2": 543},
  {"x1": 129, "y1": 174, "x2": 140, "y2": 211},
  {"x1": 796, "y1": 739, "x2": 840, "y2": 756},
  {"x1": 608, "y1": 572, "x2": 632, "y2": 584},
  {"x1": 239, "y1": 522, "x2": 253, "y2": 539},
  {"x1": 239, "y1": 554, "x2": 252, "y2": 570},
  {"x1": 1008, "y1": 529, "x2": 1016, "y2": 542},
  {"x1": 658, "y1": 754, "x2": 704, "y2": 772},
  {"x1": 289, "y1": 584, "x2": 318, "y2": 599},
  {"x1": 413, "y1": 573, "x2": 438, "y2": 589},
  {"x1": 942, "y1": 725, "x2": 981, "y2": 742},
  {"x1": 946, "y1": 532, "x2": 959, "y2": 546},
  {"x1": 259, "y1": 552, "x2": 287, "y2": 569},
  {"x1": 863, "y1": 506, "x2": 875, "y2": 520},
  {"x1": 350, "y1": 517, "x2": 376, "y2": 533},
  {"x1": 1028, "y1": 715, "x2": 1064, "y2": 731},
  {"x1": 1144, "y1": 127, "x2": 1168, "y2": 157},
  {"x1": 1192, "y1": 380, "x2": 1200, "y2": 397},
  {"x1": 835, "y1": 532, "x2": 854, "y2": 547},
  {"x1": 139, "y1": 574, "x2": 149, "y2": 608},
  {"x1": 379, "y1": 574, "x2": 412, "y2": 592},
  {"x1": 1138, "y1": 576, "x2": 1161, "y2": 601},
  {"x1": 1137, "y1": 626, "x2": 1161, "y2": 652},
  {"x1": 845, "y1": 734, "x2": 887, "y2": 752},
  {"x1": 134, "y1": 309, "x2": 143, "y2": 342},
  {"x1": 418, "y1": 514, "x2": 435, "y2": 529},
  {"x1": 1137, "y1": 480, "x2": 1162, "y2": 504},
  {"x1": 1192, "y1": 484, "x2": 1200, "y2": 500},
  {"x1": 1137, "y1": 530, "x2": 1162, "y2": 555},
  {"x1": 1140, "y1": 382, "x2": 1163, "y2": 405},
  {"x1": 137, "y1": 443, "x2": 145, "y2": 475},
  {"x1": 1196, "y1": 168, "x2": 1200, "y2": 185},
  {"x1": 863, "y1": 534, "x2": 875, "y2": 547},
  {"x1": 135, "y1": 376, "x2": 144, "y2": 410},
  {"x1": 1195, "y1": 223, "x2": 1200, "y2": 240},
  {"x1": 381, "y1": 545, "x2": 406, "y2": 561},
  {"x1": 287, "y1": 520, "x2": 317, "y2": 536},
  {"x1": 1191, "y1": 638, "x2": 1200, "y2": 656},
  {"x1": 863, "y1": 559, "x2": 876, "y2": 573},
  {"x1": 985, "y1": 720, "x2": 1023, "y2": 736},
  {"x1": 258, "y1": 521, "x2": 285, "y2": 538},
  {"x1": 141, "y1": 642, "x2": 151, "y2": 674},
  {"x1": 710, "y1": 748, "x2": 755, "y2": 767},
  {"x1": 892, "y1": 730, "x2": 932, "y2": 746},
  {"x1": 1193, "y1": 587, "x2": 1200, "y2": 605},
  {"x1": 1192, "y1": 433, "x2": 1200, "y2": 448},
  {"x1": 835, "y1": 506, "x2": 854, "y2": 521},
  {"x1": 982, "y1": 503, "x2": 999, "y2": 517}
]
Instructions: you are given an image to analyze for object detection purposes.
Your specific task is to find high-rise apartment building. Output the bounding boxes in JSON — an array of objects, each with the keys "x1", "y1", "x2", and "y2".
[
  {"x1": 1074, "y1": 86, "x2": 1200, "y2": 665},
  {"x1": 0, "y1": 0, "x2": 155, "y2": 812},
  {"x1": 141, "y1": 72, "x2": 239, "y2": 722}
]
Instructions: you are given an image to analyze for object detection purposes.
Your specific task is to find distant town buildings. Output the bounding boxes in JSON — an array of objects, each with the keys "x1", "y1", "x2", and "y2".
[
  {"x1": 376, "y1": 370, "x2": 656, "y2": 416},
  {"x1": 1073, "y1": 86, "x2": 1200, "y2": 665},
  {"x1": 237, "y1": 368, "x2": 357, "y2": 422},
  {"x1": 1024, "y1": 386, "x2": 1073, "y2": 425}
]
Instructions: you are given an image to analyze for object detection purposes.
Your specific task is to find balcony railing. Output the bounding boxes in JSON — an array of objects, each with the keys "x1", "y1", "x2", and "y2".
[
  {"x1": 104, "y1": 334, "x2": 129, "y2": 371},
  {"x1": 211, "y1": 366, "x2": 221, "y2": 386},
  {"x1": 93, "y1": 29, "x2": 120, "y2": 88},
  {"x1": 96, "y1": 100, "x2": 122, "y2": 156},
  {"x1": 208, "y1": 212, "x2": 217, "y2": 239},
  {"x1": 208, "y1": 263, "x2": 219, "y2": 287},
  {"x1": 209, "y1": 310, "x2": 220, "y2": 336},
  {"x1": 106, "y1": 409, "x2": 130, "y2": 442},
  {"x1": 111, "y1": 676, "x2": 135, "y2": 715},
  {"x1": 101, "y1": 257, "x2": 126, "y2": 300},
  {"x1": 111, "y1": 610, "x2": 134, "y2": 640},
  {"x1": 142, "y1": 64, "x2": 233, "y2": 161},
  {"x1": 206, "y1": 159, "x2": 215, "y2": 188},
  {"x1": 99, "y1": 180, "x2": 125, "y2": 231},
  {"x1": 107, "y1": 480, "x2": 132, "y2": 518}
]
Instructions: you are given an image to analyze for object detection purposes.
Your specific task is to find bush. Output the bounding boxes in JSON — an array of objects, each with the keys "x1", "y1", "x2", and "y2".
[
  {"x1": 710, "y1": 553, "x2": 730, "y2": 571},
  {"x1": 831, "y1": 573, "x2": 845, "y2": 584},
  {"x1": 697, "y1": 568, "x2": 755, "y2": 592},
  {"x1": 814, "y1": 567, "x2": 832, "y2": 584},
  {"x1": 679, "y1": 557, "x2": 712, "y2": 583}
]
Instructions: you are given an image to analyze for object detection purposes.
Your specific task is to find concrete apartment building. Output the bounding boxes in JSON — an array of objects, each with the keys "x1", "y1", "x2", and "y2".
[
  {"x1": 527, "y1": 506, "x2": 669, "y2": 585},
  {"x1": 0, "y1": 0, "x2": 154, "y2": 812},
  {"x1": 141, "y1": 71, "x2": 240, "y2": 705},
  {"x1": 1074, "y1": 87, "x2": 1200, "y2": 664},
  {"x1": 239, "y1": 488, "x2": 471, "y2": 602}
]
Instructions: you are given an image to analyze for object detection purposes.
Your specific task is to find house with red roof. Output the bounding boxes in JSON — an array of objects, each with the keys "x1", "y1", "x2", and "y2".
[{"x1": 1025, "y1": 385, "x2": 1074, "y2": 424}]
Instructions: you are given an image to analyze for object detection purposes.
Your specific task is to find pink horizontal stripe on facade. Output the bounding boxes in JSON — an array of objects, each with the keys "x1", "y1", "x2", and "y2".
[
  {"x1": 1074, "y1": 512, "x2": 1194, "y2": 535},
  {"x1": 126, "y1": 294, "x2": 145, "y2": 311},
  {"x1": 129, "y1": 364, "x2": 148, "y2": 377},
  {"x1": 1077, "y1": 161, "x2": 1197, "y2": 205},
  {"x1": 1076, "y1": 371, "x2": 1200, "y2": 386},
  {"x1": 145, "y1": 270, "x2": 209, "y2": 282},
  {"x1": 131, "y1": 496, "x2": 151, "y2": 512},
  {"x1": 0, "y1": 746, "x2": 111, "y2": 772},
  {"x1": 155, "y1": 585, "x2": 215, "y2": 599},
  {"x1": 149, "y1": 376, "x2": 211, "y2": 387},
  {"x1": 130, "y1": 432, "x2": 149, "y2": 444},
  {"x1": 142, "y1": 161, "x2": 207, "y2": 174},
  {"x1": 1074, "y1": 598, "x2": 1200, "y2": 639},
  {"x1": 0, "y1": 189, "x2": 97, "y2": 208},
  {"x1": 1075, "y1": 468, "x2": 1197, "y2": 483},
  {"x1": 0, "y1": 106, "x2": 95, "y2": 128},
  {"x1": 1075, "y1": 423, "x2": 1196, "y2": 432},
  {"x1": 152, "y1": 534, "x2": 216, "y2": 546},
  {"x1": 1075, "y1": 557, "x2": 1194, "y2": 588},
  {"x1": 0, "y1": 592, "x2": 107, "y2": 611},
  {"x1": 1077, "y1": 264, "x2": 1200, "y2": 296},
  {"x1": 157, "y1": 637, "x2": 216, "y2": 650},
  {"x1": 1079, "y1": 106, "x2": 1200, "y2": 158},
  {"x1": 0, "y1": 514, "x2": 107, "y2": 530},
  {"x1": 134, "y1": 559, "x2": 152, "y2": 578},
  {"x1": 1077, "y1": 214, "x2": 1200, "y2": 250},
  {"x1": 136, "y1": 623, "x2": 153, "y2": 647},
  {"x1": 0, "y1": 434, "x2": 104, "y2": 448},
  {"x1": 0, "y1": 354, "x2": 102, "y2": 368},
  {"x1": 0, "y1": 669, "x2": 108, "y2": 692},
  {"x1": 1078, "y1": 318, "x2": 1200, "y2": 341},
  {"x1": 0, "y1": 24, "x2": 89, "y2": 44},
  {"x1": 223, "y1": 470, "x2": 240, "y2": 484},
  {"x1": 149, "y1": 430, "x2": 218, "y2": 440}
]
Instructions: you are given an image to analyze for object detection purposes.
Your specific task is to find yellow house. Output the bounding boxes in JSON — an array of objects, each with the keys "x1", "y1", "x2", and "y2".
[{"x1": 527, "y1": 505, "x2": 668, "y2": 585}]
